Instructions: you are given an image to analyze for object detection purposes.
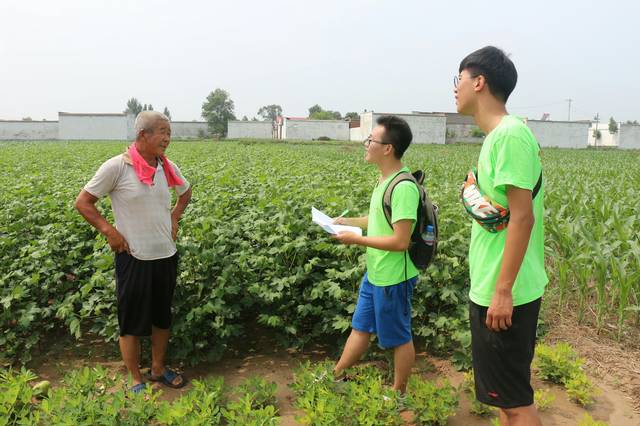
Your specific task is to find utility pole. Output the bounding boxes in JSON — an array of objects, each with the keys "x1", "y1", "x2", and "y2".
[{"x1": 565, "y1": 98, "x2": 573, "y2": 121}]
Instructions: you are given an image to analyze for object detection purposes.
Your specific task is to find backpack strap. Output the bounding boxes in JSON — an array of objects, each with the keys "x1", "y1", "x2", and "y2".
[
  {"x1": 382, "y1": 171, "x2": 419, "y2": 230},
  {"x1": 477, "y1": 170, "x2": 543, "y2": 199}
]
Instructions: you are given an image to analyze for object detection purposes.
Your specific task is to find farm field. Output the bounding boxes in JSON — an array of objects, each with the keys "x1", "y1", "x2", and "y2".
[{"x1": 1, "y1": 139, "x2": 639, "y2": 425}]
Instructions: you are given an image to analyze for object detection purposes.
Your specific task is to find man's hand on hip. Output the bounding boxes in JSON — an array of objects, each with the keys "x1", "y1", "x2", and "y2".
[{"x1": 105, "y1": 228, "x2": 130, "y2": 253}]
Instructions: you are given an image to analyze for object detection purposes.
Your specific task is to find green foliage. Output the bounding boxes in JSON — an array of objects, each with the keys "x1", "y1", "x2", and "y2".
[
  {"x1": 291, "y1": 362, "x2": 458, "y2": 426},
  {"x1": 0, "y1": 368, "x2": 40, "y2": 426},
  {"x1": 257, "y1": 104, "x2": 282, "y2": 122},
  {"x1": 2, "y1": 140, "x2": 639, "y2": 369},
  {"x1": 406, "y1": 376, "x2": 459, "y2": 425},
  {"x1": 578, "y1": 413, "x2": 609, "y2": 426},
  {"x1": 202, "y1": 88, "x2": 236, "y2": 136},
  {"x1": 235, "y1": 376, "x2": 278, "y2": 409},
  {"x1": 534, "y1": 388, "x2": 555, "y2": 411},
  {"x1": 291, "y1": 361, "x2": 403, "y2": 425},
  {"x1": 124, "y1": 98, "x2": 142, "y2": 116},
  {"x1": 308, "y1": 104, "x2": 342, "y2": 120},
  {"x1": 1, "y1": 366, "x2": 278, "y2": 425},
  {"x1": 534, "y1": 343, "x2": 597, "y2": 406},
  {"x1": 470, "y1": 127, "x2": 485, "y2": 138},
  {"x1": 461, "y1": 370, "x2": 496, "y2": 417},
  {"x1": 156, "y1": 377, "x2": 225, "y2": 425}
]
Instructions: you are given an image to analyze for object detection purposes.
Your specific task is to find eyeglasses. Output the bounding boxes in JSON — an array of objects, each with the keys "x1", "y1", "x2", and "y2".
[
  {"x1": 454, "y1": 74, "x2": 477, "y2": 89},
  {"x1": 363, "y1": 136, "x2": 391, "y2": 147}
]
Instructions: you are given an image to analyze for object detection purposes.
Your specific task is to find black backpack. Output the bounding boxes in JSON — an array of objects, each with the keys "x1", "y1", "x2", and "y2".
[{"x1": 382, "y1": 170, "x2": 439, "y2": 271}]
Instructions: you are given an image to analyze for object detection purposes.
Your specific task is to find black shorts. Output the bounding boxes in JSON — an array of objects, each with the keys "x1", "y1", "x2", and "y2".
[
  {"x1": 115, "y1": 252, "x2": 178, "y2": 337},
  {"x1": 469, "y1": 297, "x2": 541, "y2": 409}
]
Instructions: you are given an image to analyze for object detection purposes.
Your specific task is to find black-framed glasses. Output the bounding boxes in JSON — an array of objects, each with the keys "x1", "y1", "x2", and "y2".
[{"x1": 363, "y1": 136, "x2": 391, "y2": 147}]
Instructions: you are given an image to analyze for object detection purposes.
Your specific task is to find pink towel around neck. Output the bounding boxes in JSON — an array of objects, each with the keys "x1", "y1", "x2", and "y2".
[{"x1": 127, "y1": 144, "x2": 184, "y2": 187}]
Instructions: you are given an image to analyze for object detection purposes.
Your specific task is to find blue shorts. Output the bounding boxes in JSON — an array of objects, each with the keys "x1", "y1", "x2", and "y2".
[{"x1": 351, "y1": 272, "x2": 417, "y2": 349}]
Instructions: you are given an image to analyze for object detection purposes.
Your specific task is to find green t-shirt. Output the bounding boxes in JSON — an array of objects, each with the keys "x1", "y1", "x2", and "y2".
[
  {"x1": 366, "y1": 166, "x2": 420, "y2": 286},
  {"x1": 469, "y1": 115, "x2": 548, "y2": 307}
]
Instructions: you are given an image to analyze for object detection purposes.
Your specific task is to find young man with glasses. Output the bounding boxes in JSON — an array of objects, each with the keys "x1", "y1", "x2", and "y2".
[
  {"x1": 455, "y1": 46, "x2": 547, "y2": 426},
  {"x1": 332, "y1": 115, "x2": 419, "y2": 398}
]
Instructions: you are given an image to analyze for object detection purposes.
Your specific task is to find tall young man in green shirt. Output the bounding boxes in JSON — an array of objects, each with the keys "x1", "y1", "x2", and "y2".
[
  {"x1": 455, "y1": 46, "x2": 547, "y2": 426},
  {"x1": 332, "y1": 115, "x2": 420, "y2": 395}
]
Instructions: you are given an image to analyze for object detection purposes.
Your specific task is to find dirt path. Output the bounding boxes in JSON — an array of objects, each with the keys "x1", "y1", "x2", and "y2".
[{"x1": 30, "y1": 334, "x2": 639, "y2": 425}]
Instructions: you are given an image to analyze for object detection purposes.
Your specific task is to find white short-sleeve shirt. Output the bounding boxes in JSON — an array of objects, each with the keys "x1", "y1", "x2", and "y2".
[{"x1": 84, "y1": 154, "x2": 190, "y2": 260}]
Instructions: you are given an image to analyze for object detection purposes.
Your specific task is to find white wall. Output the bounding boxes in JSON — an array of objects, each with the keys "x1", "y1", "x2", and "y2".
[
  {"x1": 349, "y1": 126, "x2": 364, "y2": 142},
  {"x1": 171, "y1": 121, "x2": 209, "y2": 139},
  {"x1": 227, "y1": 121, "x2": 273, "y2": 139},
  {"x1": 587, "y1": 123, "x2": 619, "y2": 147},
  {"x1": 283, "y1": 119, "x2": 349, "y2": 140},
  {"x1": 58, "y1": 113, "x2": 128, "y2": 140},
  {"x1": 0, "y1": 120, "x2": 58, "y2": 140},
  {"x1": 360, "y1": 112, "x2": 447, "y2": 144},
  {"x1": 526, "y1": 120, "x2": 590, "y2": 148},
  {"x1": 618, "y1": 124, "x2": 640, "y2": 149}
]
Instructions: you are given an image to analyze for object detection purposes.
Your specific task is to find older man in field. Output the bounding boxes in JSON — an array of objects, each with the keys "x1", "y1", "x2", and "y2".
[{"x1": 75, "y1": 111, "x2": 192, "y2": 393}]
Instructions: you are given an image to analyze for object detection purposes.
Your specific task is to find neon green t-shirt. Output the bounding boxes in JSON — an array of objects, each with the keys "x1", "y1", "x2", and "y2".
[
  {"x1": 469, "y1": 115, "x2": 548, "y2": 307},
  {"x1": 366, "y1": 166, "x2": 420, "y2": 286}
]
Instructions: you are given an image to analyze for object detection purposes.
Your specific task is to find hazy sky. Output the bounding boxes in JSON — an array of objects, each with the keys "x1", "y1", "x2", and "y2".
[{"x1": 2, "y1": 0, "x2": 638, "y2": 123}]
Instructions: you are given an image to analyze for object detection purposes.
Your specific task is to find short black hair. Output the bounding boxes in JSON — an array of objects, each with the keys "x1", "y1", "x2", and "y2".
[
  {"x1": 376, "y1": 115, "x2": 412, "y2": 159},
  {"x1": 459, "y1": 46, "x2": 518, "y2": 103}
]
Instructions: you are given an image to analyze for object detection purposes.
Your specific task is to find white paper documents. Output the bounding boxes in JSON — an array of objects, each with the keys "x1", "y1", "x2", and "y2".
[{"x1": 311, "y1": 207, "x2": 363, "y2": 236}]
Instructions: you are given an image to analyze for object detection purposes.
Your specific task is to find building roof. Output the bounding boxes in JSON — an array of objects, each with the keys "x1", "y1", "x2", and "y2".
[{"x1": 58, "y1": 112, "x2": 126, "y2": 117}]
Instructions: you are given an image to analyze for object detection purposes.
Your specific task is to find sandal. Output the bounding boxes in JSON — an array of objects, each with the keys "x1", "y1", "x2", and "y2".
[
  {"x1": 129, "y1": 382, "x2": 148, "y2": 394},
  {"x1": 147, "y1": 368, "x2": 186, "y2": 389}
]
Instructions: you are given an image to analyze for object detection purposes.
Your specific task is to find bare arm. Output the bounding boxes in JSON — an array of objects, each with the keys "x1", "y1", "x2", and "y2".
[
  {"x1": 171, "y1": 187, "x2": 192, "y2": 240},
  {"x1": 75, "y1": 190, "x2": 130, "y2": 253},
  {"x1": 334, "y1": 215, "x2": 368, "y2": 230},
  {"x1": 333, "y1": 219, "x2": 413, "y2": 252},
  {"x1": 486, "y1": 186, "x2": 535, "y2": 332}
]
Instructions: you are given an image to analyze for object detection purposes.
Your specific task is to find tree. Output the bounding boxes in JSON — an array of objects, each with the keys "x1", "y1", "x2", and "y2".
[
  {"x1": 143, "y1": 104, "x2": 148, "y2": 111},
  {"x1": 308, "y1": 104, "x2": 342, "y2": 120},
  {"x1": 308, "y1": 104, "x2": 323, "y2": 116},
  {"x1": 251, "y1": 117, "x2": 259, "y2": 121},
  {"x1": 345, "y1": 112, "x2": 359, "y2": 121},
  {"x1": 625, "y1": 120, "x2": 638, "y2": 125},
  {"x1": 257, "y1": 104, "x2": 282, "y2": 122},
  {"x1": 148, "y1": 104, "x2": 154, "y2": 111},
  {"x1": 242, "y1": 116, "x2": 249, "y2": 121},
  {"x1": 593, "y1": 129, "x2": 602, "y2": 140},
  {"x1": 608, "y1": 117, "x2": 618, "y2": 134},
  {"x1": 201, "y1": 88, "x2": 236, "y2": 137},
  {"x1": 124, "y1": 98, "x2": 143, "y2": 116},
  {"x1": 21, "y1": 117, "x2": 32, "y2": 121},
  {"x1": 163, "y1": 107, "x2": 171, "y2": 120}
]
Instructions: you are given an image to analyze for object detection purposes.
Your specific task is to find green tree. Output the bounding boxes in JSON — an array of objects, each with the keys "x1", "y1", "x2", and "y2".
[
  {"x1": 608, "y1": 117, "x2": 618, "y2": 134},
  {"x1": 242, "y1": 115, "x2": 249, "y2": 121},
  {"x1": 257, "y1": 104, "x2": 282, "y2": 122},
  {"x1": 163, "y1": 107, "x2": 171, "y2": 120},
  {"x1": 201, "y1": 88, "x2": 236, "y2": 136},
  {"x1": 143, "y1": 104, "x2": 148, "y2": 111},
  {"x1": 124, "y1": 98, "x2": 143, "y2": 116},
  {"x1": 345, "y1": 112, "x2": 359, "y2": 120},
  {"x1": 148, "y1": 104, "x2": 154, "y2": 111},
  {"x1": 308, "y1": 104, "x2": 342, "y2": 120},
  {"x1": 308, "y1": 104, "x2": 323, "y2": 116}
]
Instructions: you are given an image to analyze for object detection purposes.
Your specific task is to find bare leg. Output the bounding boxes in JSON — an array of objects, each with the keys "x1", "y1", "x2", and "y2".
[
  {"x1": 334, "y1": 329, "x2": 371, "y2": 376},
  {"x1": 150, "y1": 326, "x2": 182, "y2": 386},
  {"x1": 392, "y1": 340, "x2": 414, "y2": 394},
  {"x1": 501, "y1": 405, "x2": 541, "y2": 426},
  {"x1": 119, "y1": 335, "x2": 142, "y2": 385}
]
